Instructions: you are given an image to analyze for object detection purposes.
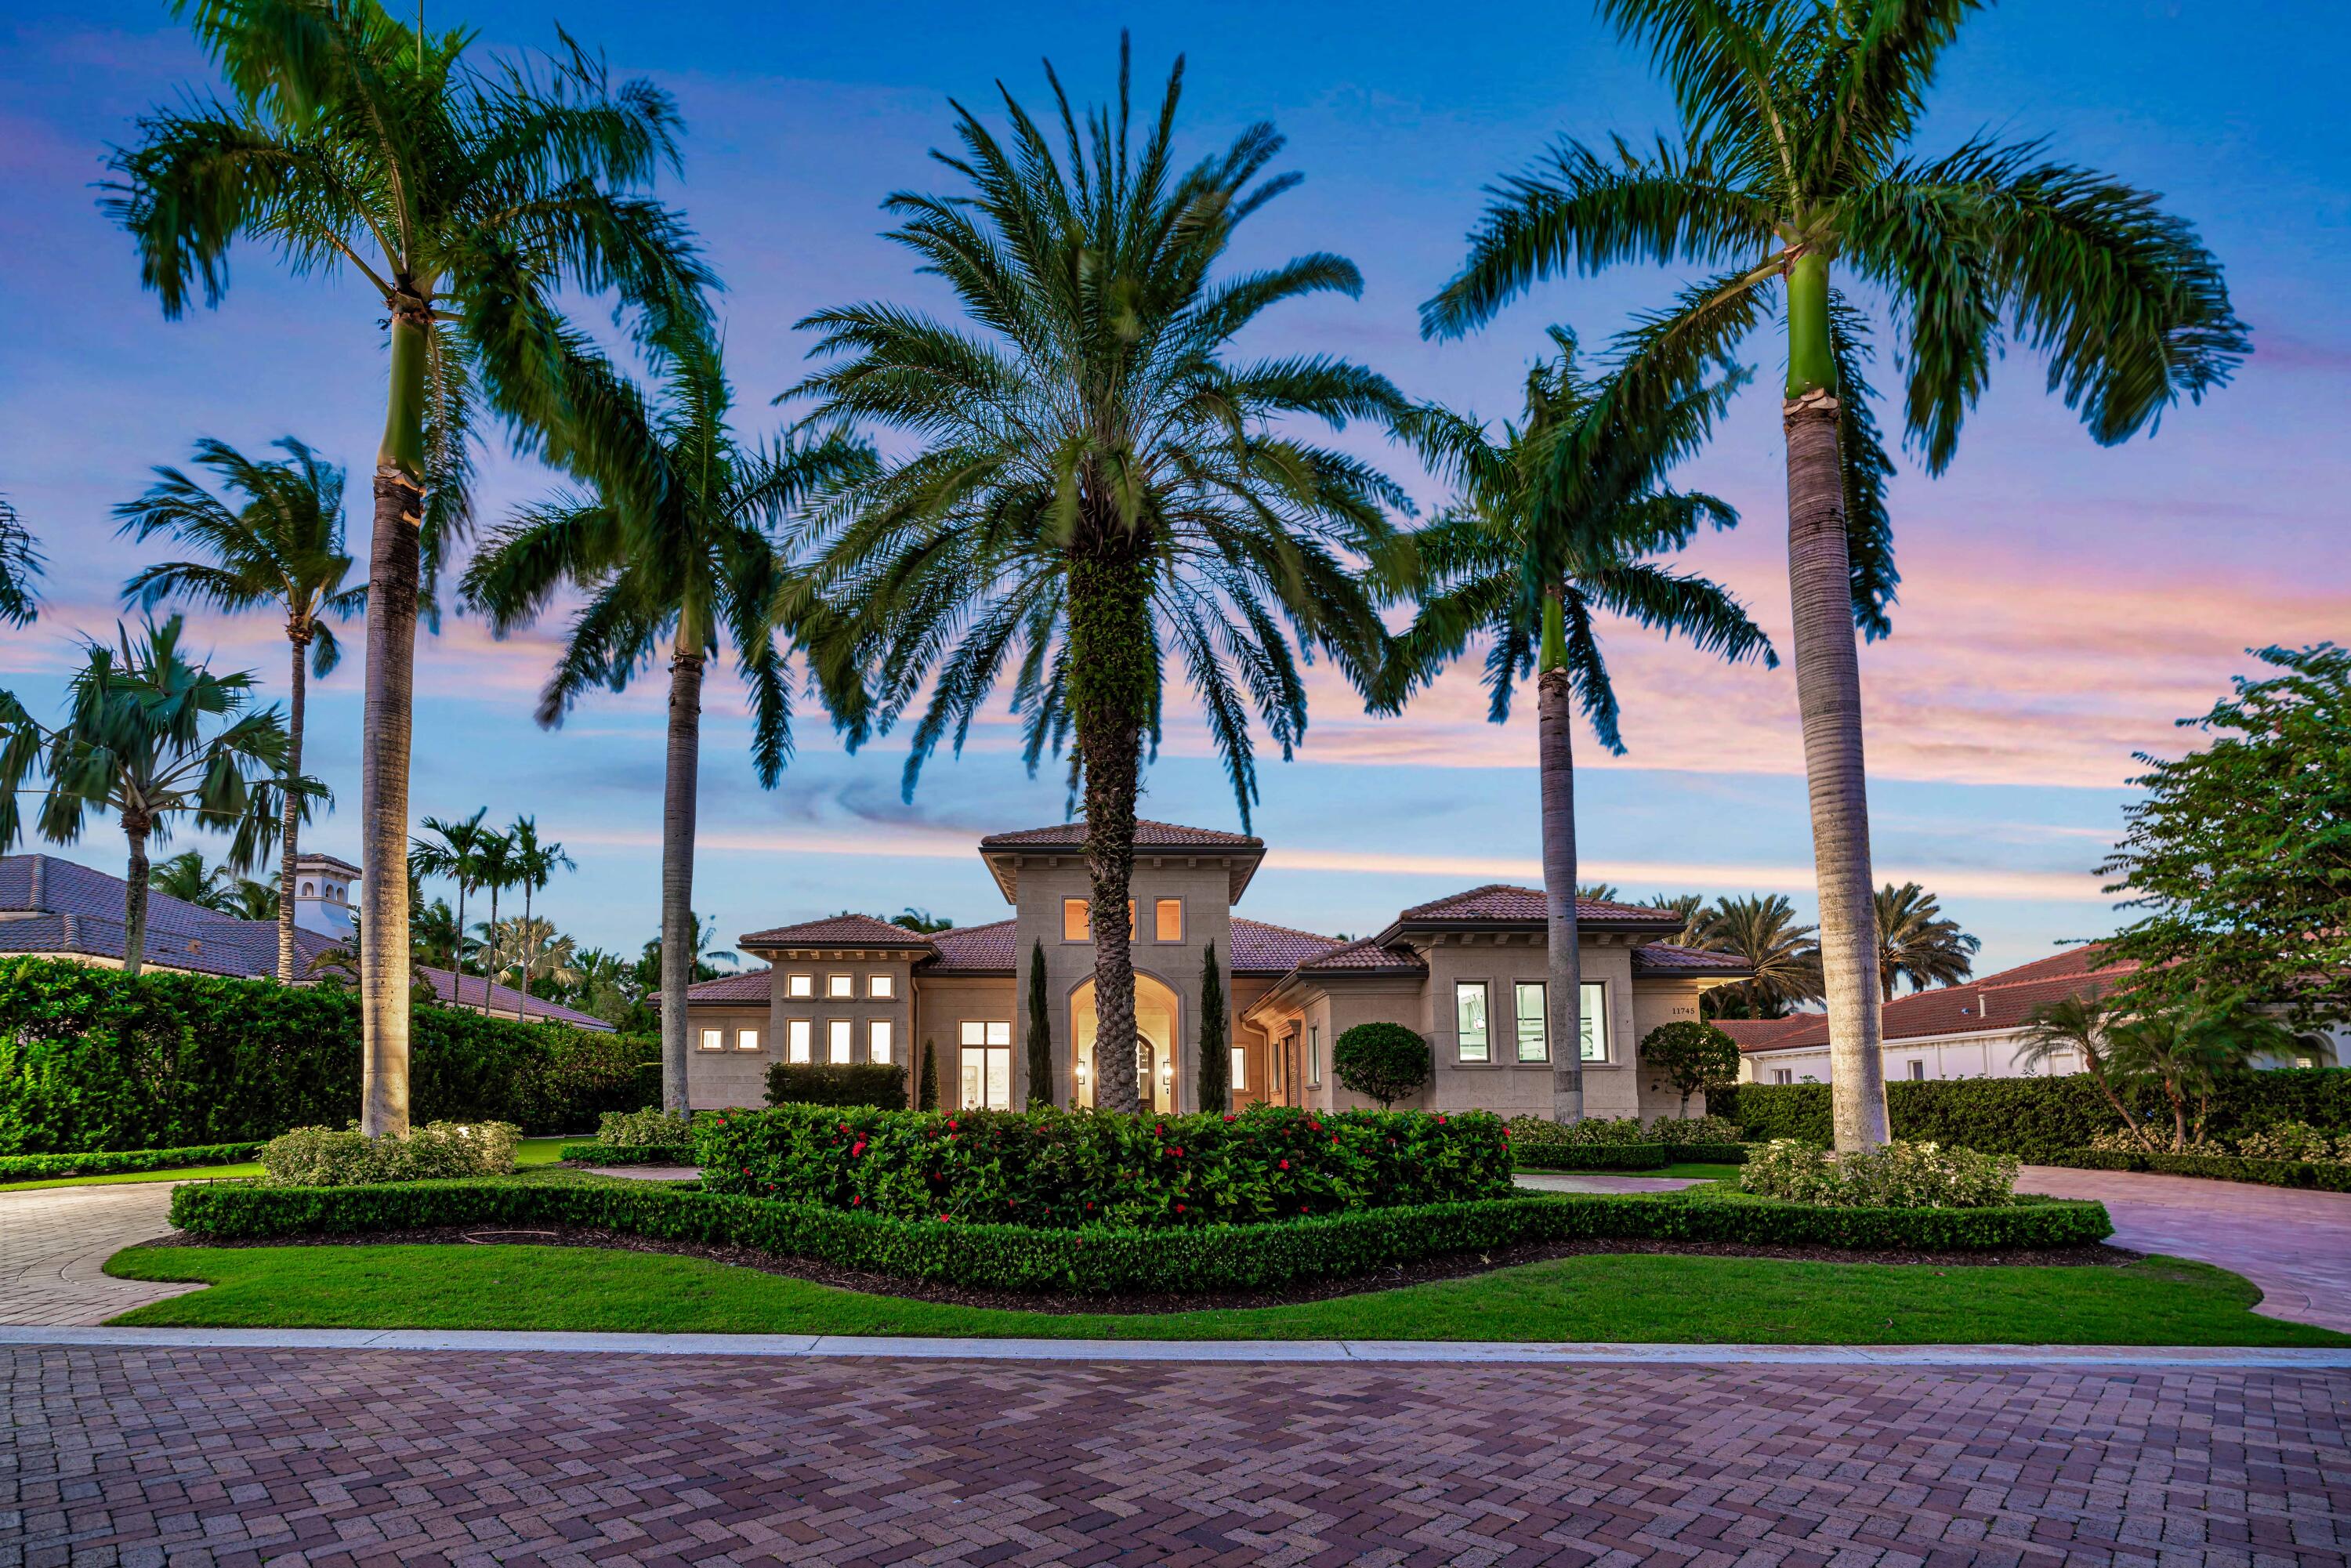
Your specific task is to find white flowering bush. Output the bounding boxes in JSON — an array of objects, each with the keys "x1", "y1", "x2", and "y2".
[
  {"x1": 2232, "y1": 1121, "x2": 2351, "y2": 1164},
  {"x1": 596, "y1": 1107, "x2": 697, "y2": 1148},
  {"x1": 1737, "y1": 1138, "x2": 2018, "y2": 1208},
  {"x1": 260, "y1": 1121, "x2": 520, "y2": 1186}
]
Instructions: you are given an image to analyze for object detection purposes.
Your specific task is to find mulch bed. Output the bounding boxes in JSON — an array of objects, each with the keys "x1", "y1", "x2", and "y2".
[{"x1": 147, "y1": 1223, "x2": 2144, "y2": 1317}]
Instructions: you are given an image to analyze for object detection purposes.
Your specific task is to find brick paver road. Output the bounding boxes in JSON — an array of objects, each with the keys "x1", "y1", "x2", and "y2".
[{"x1": 6, "y1": 1346, "x2": 2347, "y2": 1567}]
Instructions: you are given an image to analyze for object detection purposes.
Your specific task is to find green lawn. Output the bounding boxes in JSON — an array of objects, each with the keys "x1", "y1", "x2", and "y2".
[
  {"x1": 0, "y1": 1135, "x2": 579, "y2": 1193},
  {"x1": 100, "y1": 1241, "x2": 2348, "y2": 1346}
]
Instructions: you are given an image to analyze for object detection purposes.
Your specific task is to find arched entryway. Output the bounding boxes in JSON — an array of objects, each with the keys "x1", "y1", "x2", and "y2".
[{"x1": 1070, "y1": 973, "x2": 1180, "y2": 1113}]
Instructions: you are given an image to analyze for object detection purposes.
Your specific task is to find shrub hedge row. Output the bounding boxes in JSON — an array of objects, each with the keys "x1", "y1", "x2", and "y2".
[
  {"x1": 0, "y1": 957, "x2": 656, "y2": 1152},
  {"x1": 165, "y1": 1179, "x2": 2115, "y2": 1295},
  {"x1": 0, "y1": 1141, "x2": 262, "y2": 1182},
  {"x1": 764, "y1": 1062, "x2": 910, "y2": 1108},
  {"x1": 559, "y1": 1141, "x2": 697, "y2": 1166},
  {"x1": 1511, "y1": 1143, "x2": 1751, "y2": 1171},
  {"x1": 695, "y1": 1103, "x2": 1513, "y2": 1228},
  {"x1": 2041, "y1": 1148, "x2": 2351, "y2": 1193},
  {"x1": 1715, "y1": 1070, "x2": 2351, "y2": 1159}
]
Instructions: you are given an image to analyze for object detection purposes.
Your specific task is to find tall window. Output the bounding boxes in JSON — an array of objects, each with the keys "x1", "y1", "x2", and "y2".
[
  {"x1": 827, "y1": 1019, "x2": 852, "y2": 1064},
  {"x1": 869, "y1": 972, "x2": 895, "y2": 999},
  {"x1": 958, "y1": 1019, "x2": 1012, "y2": 1109},
  {"x1": 1579, "y1": 981, "x2": 1608, "y2": 1062},
  {"x1": 1230, "y1": 1045, "x2": 1248, "y2": 1093},
  {"x1": 870, "y1": 1019, "x2": 894, "y2": 1065},
  {"x1": 735, "y1": 1027, "x2": 760, "y2": 1052},
  {"x1": 1455, "y1": 982, "x2": 1490, "y2": 1063},
  {"x1": 697, "y1": 1027, "x2": 723, "y2": 1052},
  {"x1": 1514, "y1": 982, "x2": 1548, "y2": 1063},
  {"x1": 1307, "y1": 1024, "x2": 1323, "y2": 1086},
  {"x1": 1154, "y1": 898, "x2": 1183, "y2": 942},
  {"x1": 786, "y1": 1019, "x2": 812, "y2": 1064}
]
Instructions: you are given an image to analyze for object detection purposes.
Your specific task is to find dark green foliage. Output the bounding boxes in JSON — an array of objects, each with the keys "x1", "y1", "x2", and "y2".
[
  {"x1": 1715, "y1": 1071, "x2": 2351, "y2": 1157},
  {"x1": 763, "y1": 1062, "x2": 909, "y2": 1110},
  {"x1": 557, "y1": 1142, "x2": 696, "y2": 1167},
  {"x1": 918, "y1": 1038, "x2": 940, "y2": 1111},
  {"x1": 1511, "y1": 1143, "x2": 1751, "y2": 1171},
  {"x1": 1196, "y1": 943, "x2": 1229, "y2": 1114},
  {"x1": 0, "y1": 958, "x2": 656, "y2": 1152},
  {"x1": 1639, "y1": 1020, "x2": 1743, "y2": 1110},
  {"x1": 0, "y1": 1141, "x2": 261, "y2": 1182},
  {"x1": 2042, "y1": 1149, "x2": 2351, "y2": 1193},
  {"x1": 167, "y1": 1179, "x2": 2115, "y2": 1295},
  {"x1": 1331, "y1": 1023, "x2": 1433, "y2": 1108},
  {"x1": 1025, "y1": 940, "x2": 1052, "y2": 1108},
  {"x1": 696, "y1": 1103, "x2": 1511, "y2": 1229}
]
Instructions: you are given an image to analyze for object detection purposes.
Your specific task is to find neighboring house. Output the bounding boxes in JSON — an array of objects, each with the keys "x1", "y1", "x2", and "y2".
[
  {"x1": 0, "y1": 851, "x2": 611, "y2": 1030},
  {"x1": 678, "y1": 818, "x2": 1751, "y2": 1115},
  {"x1": 1722, "y1": 943, "x2": 2342, "y2": 1085}
]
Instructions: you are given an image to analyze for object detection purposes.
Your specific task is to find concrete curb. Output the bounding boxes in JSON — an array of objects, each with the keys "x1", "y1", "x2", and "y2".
[{"x1": 5, "y1": 1324, "x2": 2348, "y2": 1368}]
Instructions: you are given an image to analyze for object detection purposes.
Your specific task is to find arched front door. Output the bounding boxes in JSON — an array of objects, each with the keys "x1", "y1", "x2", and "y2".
[{"x1": 1070, "y1": 973, "x2": 1180, "y2": 1113}]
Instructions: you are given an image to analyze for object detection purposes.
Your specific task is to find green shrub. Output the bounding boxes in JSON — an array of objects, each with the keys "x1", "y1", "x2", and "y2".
[
  {"x1": 2043, "y1": 1148, "x2": 2351, "y2": 1193},
  {"x1": 1738, "y1": 1139, "x2": 2019, "y2": 1208},
  {"x1": 0, "y1": 956, "x2": 655, "y2": 1153},
  {"x1": 1639, "y1": 1020, "x2": 1741, "y2": 1112},
  {"x1": 0, "y1": 1141, "x2": 261, "y2": 1182},
  {"x1": 763, "y1": 1061, "x2": 909, "y2": 1109},
  {"x1": 596, "y1": 1107, "x2": 696, "y2": 1148},
  {"x1": 559, "y1": 1141, "x2": 697, "y2": 1166},
  {"x1": 697, "y1": 1103, "x2": 1512, "y2": 1228},
  {"x1": 2228, "y1": 1121, "x2": 2351, "y2": 1164},
  {"x1": 258, "y1": 1121, "x2": 520, "y2": 1186},
  {"x1": 1510, "y1": 1143, "x2": 1671, "y2": 1171},
  {"x1": 1506, "y1": 1114, "x2": 1743, "y2": 1149},
  {"x1": 167, "y1": 1178, "x2": 2115, "y2": 1295},
  {"x1": 1331, "y1": 1022, "x2": 1431, "y2": 1107}
]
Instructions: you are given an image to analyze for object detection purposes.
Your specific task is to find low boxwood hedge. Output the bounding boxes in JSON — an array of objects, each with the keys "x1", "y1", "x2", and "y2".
[
  {"x1": 165, "y1": 1179, "x2": 2115, "y2": 1295},
  {"x1": 560, "y1": 1141, "x2": 697, "y2": 1166},
  {"x1": 1510, "y1": 1143, "x2": 1752, "y2": 1171},
  {"x1": 2042, "y1": 1148, "x2": 2351, "y2": 1193},
  {"x1": 0, "y1": 1142, "x2": 262, "y2": 1182}
]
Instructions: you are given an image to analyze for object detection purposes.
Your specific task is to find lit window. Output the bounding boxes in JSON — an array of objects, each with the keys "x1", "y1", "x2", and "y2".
[
  {"x1": 787, "y1": 974, "x2": 813, "y2": 998},
  {"x1": 1063, "y1": 899, "x2": 1089, "y2": 941},
  {"x1": 827, "y1": 1019, "x2": 852, "y2": 1063},
  {"x1": 736, "y1": 1028, "x2": 759, "y2": 1052},
  {"x1": 1515, "y1": 982, "x2": 1548, "y2": 1063},
  {"x1": 958, "y1": 1019, "x2": 1012, "y2": 1109},
  {"x1": 827, "y1": 973, "x2": 853, "y2": 998},
  {"x1": 1308, "y1": 1025, "x2": 1323, "y2": 1086},
  {"x1": 1579, "y1": 981, "x2": 1608, "y2": 1062},
  {"x1": 1455, "y1": 983, "x2": 1490, "y2": 1063},
  {"x1": 697, "y1": 1027, "x2": 723, "y2": 1052},
  {"x1": 1155, "y1": 899, "x2": 1183, "y2": 943},
  {"x1": 787, "y1": 1019, "x2": 812, "y2": 1063},
  {"x1": 869, "y1": 972, "x2": 895, "y2": 999},
  {"x1": 870, "y1": 1019, "x2": 893, "y2": 1064},
  {"x1": 1230, "y1": 1045, "x2": 1248, "y2": 1093}
]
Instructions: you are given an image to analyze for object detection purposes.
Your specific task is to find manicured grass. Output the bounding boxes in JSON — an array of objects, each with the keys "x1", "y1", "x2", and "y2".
[
  {"x1": 100, "y1": 1241, "x2": 2349, "y2": 1346},
  {"x1": 0, "y1": 1136, "x2": 580, "y2": 1192}
]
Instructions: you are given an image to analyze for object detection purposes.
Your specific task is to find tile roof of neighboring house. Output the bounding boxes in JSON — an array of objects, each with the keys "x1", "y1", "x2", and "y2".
[
  {"x1": 414, "y1": 965, "x2": 614, "y2": 1030},
  {"x1": 738, "y1": 913, "x2": 939, "y2": 949},
  {"x1": 918, "y1": 919, "x2": 1020, "y2": 972},
  {"x1": 1735, "y1": 943, "x2": 2137, "y2": 1053},
  {"x1": 1393, "y1": 885, "x2": 1683, "y2": 926},
  {"x1": 978, "y1": 819, "x2": 1262, "y2": 849},
  {"x1": 1712, "y1": 1016, "x2": 1820, "y2": 1050},
  {"x1": 1228, "y1": 918, "x2": 1345, "y2": 974},
  {"x1": 679, "y1": 968, "x2": 777, "y2": 1004},
  {"x1": 1295, "y1": 936, "x2": 1428, "y2": 976},
  {"x1": 1632, "y1": 942, "x2": 1752, "y2": 977}
]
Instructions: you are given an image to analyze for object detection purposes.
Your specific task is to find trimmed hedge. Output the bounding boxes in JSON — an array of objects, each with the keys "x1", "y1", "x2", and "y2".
[
  {"x1": 764, "y1": 1062, "x2": 909, "y2": 1109},
  {"x1": 560, "y1": 1141, "x2": 697, "y2": 1166},
  {"x1": 1715, "y1": 1070, "x2": 2351, "y2": 1160},
  {"x1": 697, "y1": 1103, "x2": 1512, "y2": 1228},
  {"x1": 0, "y1": 1141, "x2": 262, "y2": 1182},
  {"x1": 166, "y1": 1179, "x2": 2116, "y2": 1295},
  {"x1": 2042, "y1": 1148, "x2": 2351, "y2": 1193},
  {"x1": 1511, "y1": 1143, "x2": 1751, "y2": 1171},
  {"x1": 0, "y1": 955, "x2": 657, "y2": 1152}
]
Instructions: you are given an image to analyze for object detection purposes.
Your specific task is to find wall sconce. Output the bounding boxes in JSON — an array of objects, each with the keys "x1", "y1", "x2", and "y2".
[{"x1": 1076, "y1": 1061, "x2": 1089, "y2": 1081}]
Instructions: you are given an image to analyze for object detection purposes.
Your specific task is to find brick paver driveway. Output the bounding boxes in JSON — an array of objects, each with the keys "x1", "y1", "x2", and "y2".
[
  {"x1": 0, "y1": 1183, "x2": 194, "y2": 1327},
  {"x1": 7, "y1": 1345, "x2": 2347, "y2": 1567}
]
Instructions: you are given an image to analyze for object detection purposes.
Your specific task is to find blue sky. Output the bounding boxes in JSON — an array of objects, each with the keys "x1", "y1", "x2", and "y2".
[{"x1": 2, "y1": 1, "x2": 2346, "y2": 975}]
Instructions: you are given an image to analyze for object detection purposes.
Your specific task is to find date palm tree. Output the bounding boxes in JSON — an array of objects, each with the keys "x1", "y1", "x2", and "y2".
[
  {"x1": 505, "y1": 816, "x2": 574, "y2": 1016},
  {"x1": 0, "y1": 494, "x2": 40, "y2": 628},
  {"x1": 410, "y1": 807, "x2": 490, "y2": 985},
  {"x1": 1378, "y1": 331, "x2": 1773, "y2": 1121},
  {"x1": 107, "y1": 0, "x2": 712, "y2": 1134},
  {"x1": 1701, "y1": 893, "x2": 1822, "y2": 1019},
  {"x1": 789, "y1": 38, "x2": 1411, "y2": 1112},
  {"x1": 1874, "y1": 880, "x2": 1979, "y2": 995},
  {"x1": 117, "y1": 436, "x2": 364, "y2": 982},
  {"x1": 0, "y1": 617, "x2": 317, "y2": 974},
  {"x1": 462, "y1": 327, "x2": 868, "y2": 1113},
  {"x1": 1422, "y1": 0, "x2": 2245, "y2": 1146},
  {"x1": 1645, "y1": 892, "x2": 1711, "y2": 947}
]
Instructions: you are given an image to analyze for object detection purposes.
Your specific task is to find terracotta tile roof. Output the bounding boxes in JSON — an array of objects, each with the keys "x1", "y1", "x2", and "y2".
[
  {"x1": 1295, "y1": 936, "x2": 1428, "y2": 976},
  {"x1": 1713, "y1": 1016, "x2": 1820, "y2": 1050},
  {"x1": 1227, "y1": 918, "x2": 1343, "y2": 974},
  {"x1": 977, "y1": 819, "x2": 1262, "y2": 849},
  {"x1": 1394, "y1": 884, "x2": 1682, "y2": 926},
  {"x1": 415, "y1": 965, "x2": 615, "y2": 1030},
  {"x1": 738, "y1": 913, "x2": 937, "y2": 949},
  {"x1": 918, "y1": 919, "x2": 1019, "y2": 972},
  {"x1": 1735, "y1": 943, "x2": 2137, "y2": 1053},
  {"x1": 1632, "y1": 942, "x2": 1751, "y2": 976},
  {"x1": 680, "y1": 968, "x2": 775, "y2": 1004}
]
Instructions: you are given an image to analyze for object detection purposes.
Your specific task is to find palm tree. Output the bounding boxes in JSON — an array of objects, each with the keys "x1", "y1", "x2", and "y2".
[
  {"x1": 1874, "y1": 880, "x2": 1980, "y2": 996},
  {"x1": 0, "y1": 617, "x2": 316, "y2": 975},
  {"x1": 410, "y1": 807, "x2": 490, "y2": 985},
  {"x1": 108, "y1": 0, "x2": 714, "y2": 1135},
  {"x1": 505, "y1": 817, "x2": 574, "y2": 1017},
  {"x1": 0, "y1": 494, "x2": 41, "y2": 628},
  {"x1": 411, "y1": 891, "x2": 461, "y2": 972},
  {"x1": 892, "y1": 907, "x2": 955, "y2": 933},
  {"x1": 2020, "y1": 993, "x2": 2150, "y2": 1150},
  {"x1": 1378, "y1": 332, "x2": 1773, "y2": 1121},
  {"x1": 116, "y1": 436, "x2": 364, "y2": 982},
  {"x1": 2106, "y1": 1004, "x2": 2289, "y2": 1152},
  {"x1": 152, "y1": 848, "x2": 239, "y2": 912},
  {"x1": 1645, "y1": 893, "x2": 1711, "y2": 947},
  {"x1": 484, "y1": 914, "x2": 581, "y2": 998},
  {"x1": 462, "y1": 328, "x2": 868, "y2": 1115},
  {"x1": 224, "y1": 876, "x2": 280, "y2": 922},
  {"x1": 469, "y1": 827, "x2": 516, "y2": 1011},
  {"x1": 1701, "y1": 894, "x2": 1822, "y2": 1019},
  {"x1": 790, "y1": 38, "x2": 1411, "y2": 1112},
  {"x1": 1421, "y1": 0, "x2": 2245, "y2": 1148}
]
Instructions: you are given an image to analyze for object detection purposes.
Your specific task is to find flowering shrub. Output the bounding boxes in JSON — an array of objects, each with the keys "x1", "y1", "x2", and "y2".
[
  {"x1": 1506, "y1": 1113, "x2": 1743, "y2": 1149},
  {"x1": 2230, "y1": 1121, "x2": 2351, "y2": 1164},
  {"x1": 1737, "y1": 1138, "x2": 2018, "y2": 1209},
  {"x1": 259, "y1": 1121, "x2": 520, "y2": 1186},
  {"x1": 696, "y1": 1103, "x2": 1512, "y2": 1227},
  {"x1": 597, "y1": 1107, "x2": 697, "y2": 1148}
]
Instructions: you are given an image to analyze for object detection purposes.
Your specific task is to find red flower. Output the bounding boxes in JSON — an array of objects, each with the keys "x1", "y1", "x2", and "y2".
[
  {"x1": 851, "y1": 1195, "x2": 861, "y2": 1206},
  {"x1": 1436, "y1": 1115, "x2": 1448, "y2": 1126},
  {"x1": 1171, "y1": 1147, "x2": 1184, "y2": 1158},
  {"x1": 1223, "y1": 1114, "x2": 1235, "y2": 1123},
  {"x1": 850, "y1": 1141, "x2": 868, "y2": 1158},
  {"x1": 1278, "y1": 1159, "x2": 1290, "y2": 1171},
  {"x1": 1175, "y1": 1203, "x2": 1186, "y2": 1213}
]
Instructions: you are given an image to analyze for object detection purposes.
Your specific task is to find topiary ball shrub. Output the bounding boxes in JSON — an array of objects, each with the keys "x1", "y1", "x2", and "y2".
[{"x1": 1331, "y1": 1022, "x2": 1432, "y2": 1108}]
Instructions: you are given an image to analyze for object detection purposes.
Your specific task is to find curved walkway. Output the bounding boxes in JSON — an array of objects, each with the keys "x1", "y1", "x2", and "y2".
[{"x1": 0, "y1": 1182, "x2": 192, "y2": 1327}]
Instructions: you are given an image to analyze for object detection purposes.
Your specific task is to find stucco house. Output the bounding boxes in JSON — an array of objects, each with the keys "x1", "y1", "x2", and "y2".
[{"x1": 678, "y1": 819, "x2": 1751, "y2": 1115}]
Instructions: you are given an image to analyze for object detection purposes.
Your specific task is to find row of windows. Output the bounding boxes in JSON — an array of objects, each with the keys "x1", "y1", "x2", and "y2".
[
  {"x1": 1060, "y1": 898, "x2": 1185, "y2": 943},
  {"x1": 781, "y1": 972, "x2": 898, "y2": 1000},
  {"x1": 1454, "y1": 980, "x2": 1610, "y2": 1063},
  {"x1": 698, "y1": 1019, "x2": 897, "y2": 1064}
]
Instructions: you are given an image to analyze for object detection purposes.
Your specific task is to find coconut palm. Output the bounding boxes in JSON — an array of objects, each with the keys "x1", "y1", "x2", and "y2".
[
  {"x1": 789, "y1": 38, "x2": 1411, "y2": 1112},
  {"x1": 0, "y1": 494, "x2": 40, "y2": 628},
  {"x1": 1377, "y1": 332, "x2": 1773, "y2": 1120},
  {"x1": 411, "y1": 890, "x2": 461, "y2": 972},
  {"x1": 1700, "y1": 893, "x2": 1822, "y2": 1019},
  {"x1": 410, "y1": 808, "x2": 491, "y2": 983},
  {"x1": 1874, "y1": 880, "x2": 1980, "y2": 995},
  {"x1": 152, "y1": 848, "x2": 239, "y2": 912},
  {"x1": 462, "y1": 328, "x2": 868, "y2": 1113},
  {"x1": 107, "y1": 0, "x2": 713, "y2": 1133},
  {"x1": 223, "y1": 876, "x2": 280, "y2": 922},
  {"x1": 2019, "y1": 993, "x2": 2150, "y2": 1150},
  {"x1": 116, "y1": 436, "x2": 364, "y2": 981},
  {"x1": 1422, "y1": 0, "x2": 2245, "y2": 1148},
  {"x1": 505, "y1": 817, "x2": 574, "y2": 1016},
  {"x1": 0, "y1": 617, "x2": 317, "y2": 975}
]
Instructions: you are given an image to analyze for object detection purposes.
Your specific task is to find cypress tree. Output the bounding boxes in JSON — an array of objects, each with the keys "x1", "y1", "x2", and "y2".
[
  {"x1": 1026, "y1": 939, "x2": 1052, "y2": 1108},
  {"x1": 918, "y1": 1037, "x2": 940, "y2": 1110},
  {"x1": 1197, "y1": 941, "x2": 1229, "y2": 1114}
]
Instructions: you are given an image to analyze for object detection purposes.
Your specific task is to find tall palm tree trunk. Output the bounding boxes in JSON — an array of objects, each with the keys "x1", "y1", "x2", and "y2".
[
  {"x1": 1783, "y1": 255, "x2": 1887, "y2": 1151},
  {"x1": 1068, "y1": 555, "x2": 1148, "y2": 1114},
  {"x1": 659, "y1": 646, "x2": 705, "y2": 1117},
  {"x1": 121, "y1": 813, "x2": 152, "y2": 979},
  {"x1": 519, "y1": 880, "x2": 534, "y2": 1021},
  {"x1": 1537, "y1": 593, "x2": 1584, "y2": 1124},
  {"x1": 358, "y1": 302, "x2": 428, "y2": 1140},
  {"x1": 275, "y1": 629, "x2": 307, "y2": 983},
  {"x1": 482, "y1": 882, "x2": 501, "y2": 1016}
]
